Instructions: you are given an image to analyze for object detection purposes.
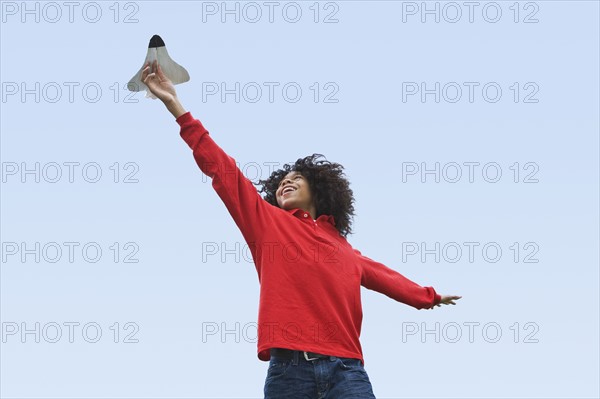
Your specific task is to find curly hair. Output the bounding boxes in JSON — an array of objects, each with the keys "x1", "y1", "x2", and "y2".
[{"x1": 257, "y1": 154, "x2": 355, "y2": 237}]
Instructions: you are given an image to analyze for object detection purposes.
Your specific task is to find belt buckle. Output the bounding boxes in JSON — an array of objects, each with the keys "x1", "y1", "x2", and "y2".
[{"x1": 303, "y1": 351, "x2": 320, "y2": 361}]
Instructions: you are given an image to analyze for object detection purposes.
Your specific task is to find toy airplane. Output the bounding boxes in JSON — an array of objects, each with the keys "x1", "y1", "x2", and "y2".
[{"x1": 127, "y1": 35, "x2": 190, "y2": 99}]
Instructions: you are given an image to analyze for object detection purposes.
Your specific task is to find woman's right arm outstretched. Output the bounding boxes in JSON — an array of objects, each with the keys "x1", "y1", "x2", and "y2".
[{"x1": 142, "y1": 61, "x2": 269, "y2": 243}]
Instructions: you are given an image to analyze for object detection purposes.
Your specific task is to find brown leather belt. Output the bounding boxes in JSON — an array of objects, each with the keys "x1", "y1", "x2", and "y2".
[{"x1": 270, "y1": 347, "x2": 330, "y2": 361}]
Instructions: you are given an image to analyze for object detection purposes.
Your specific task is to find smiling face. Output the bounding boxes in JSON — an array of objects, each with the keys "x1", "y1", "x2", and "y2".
[{"x1": 276, "y1": 171, "x2": 316, "y2": 217}]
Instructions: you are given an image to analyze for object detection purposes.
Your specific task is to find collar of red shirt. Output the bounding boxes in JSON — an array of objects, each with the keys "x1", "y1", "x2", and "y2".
[{"x1": 285, "y1": 208, "x2": 336, "y2": 226}]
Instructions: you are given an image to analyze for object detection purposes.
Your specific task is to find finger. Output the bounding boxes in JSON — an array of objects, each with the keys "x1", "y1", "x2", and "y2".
[
  {"x1": 143, "y1": 72, "x2": 156, "y2": 84},
  {"x1": 156, "y1": 63, "x2": 166, "y2": 80}
]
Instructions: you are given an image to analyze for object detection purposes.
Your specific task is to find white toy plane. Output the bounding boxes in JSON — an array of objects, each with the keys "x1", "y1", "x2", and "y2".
[{"x1": 127, "y1": 35, "x2": 190, "y2": 99}]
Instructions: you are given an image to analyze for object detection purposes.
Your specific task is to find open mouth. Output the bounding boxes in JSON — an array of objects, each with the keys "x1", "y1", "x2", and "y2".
[{"x1": 281, "y1": 186, "x2": 297, "y2": 196}]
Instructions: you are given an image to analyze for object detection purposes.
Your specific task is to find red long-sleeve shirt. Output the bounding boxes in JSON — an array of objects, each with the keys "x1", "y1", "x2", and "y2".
[{"x1": 176, "y1": 112, "x2": 441, "y2": 365}]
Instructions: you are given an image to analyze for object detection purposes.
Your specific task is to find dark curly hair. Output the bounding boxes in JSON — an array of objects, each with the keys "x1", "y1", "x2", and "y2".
[{"x1": 256, "y1": 154, "x2": 355, "y2": 237}]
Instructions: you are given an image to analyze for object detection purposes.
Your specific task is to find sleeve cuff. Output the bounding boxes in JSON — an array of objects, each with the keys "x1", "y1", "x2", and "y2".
[
  {"x1": 176, "y1": 111, "x2": 209, "y2": 150},
  {"x1": 434, "y1": 293, "x2": 442, "y2": 306},
  {"x1": 176, "y1": 111, "x2": 194, "y2": 126}
]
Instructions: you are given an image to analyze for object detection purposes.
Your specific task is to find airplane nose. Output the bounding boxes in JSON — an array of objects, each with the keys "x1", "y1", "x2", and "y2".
[{"x1": 149, "y1": 35, "x2": 165, "y2": 48}]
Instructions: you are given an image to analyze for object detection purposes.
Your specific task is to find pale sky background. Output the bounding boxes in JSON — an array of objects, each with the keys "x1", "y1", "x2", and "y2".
[{"x1": 1, "y1": 1, "x2": 599, "y2": 398}]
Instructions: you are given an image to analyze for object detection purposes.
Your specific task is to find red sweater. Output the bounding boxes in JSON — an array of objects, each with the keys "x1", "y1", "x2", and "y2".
[{"x1": 176, "y1": 112, "x2": 441, "y2": 365}]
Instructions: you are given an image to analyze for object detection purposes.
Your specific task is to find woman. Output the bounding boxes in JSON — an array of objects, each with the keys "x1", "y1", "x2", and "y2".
[{"x1": 142, "y1": 60, "x2": 461, "y2": 398}]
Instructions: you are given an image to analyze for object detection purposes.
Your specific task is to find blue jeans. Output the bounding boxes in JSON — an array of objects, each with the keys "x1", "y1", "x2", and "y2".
[{"x1": 263, "y1": 350, "x2": 377, "y2": 399}]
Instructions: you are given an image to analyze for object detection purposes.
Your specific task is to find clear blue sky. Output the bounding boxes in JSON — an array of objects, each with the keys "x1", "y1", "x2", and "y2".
[{"x1": 1, "y1": 1, "x2": 598, "y2": 398}]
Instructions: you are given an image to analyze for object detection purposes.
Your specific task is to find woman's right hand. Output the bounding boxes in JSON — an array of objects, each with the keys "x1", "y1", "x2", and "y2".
[{"x1": 142, "y1": 60, "x2": 178, "y2": 104}]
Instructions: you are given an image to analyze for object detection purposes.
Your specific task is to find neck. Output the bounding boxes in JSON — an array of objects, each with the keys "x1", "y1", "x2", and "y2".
[{"x1": 304, "y1": 205, "x2": 317, "y2": 220}]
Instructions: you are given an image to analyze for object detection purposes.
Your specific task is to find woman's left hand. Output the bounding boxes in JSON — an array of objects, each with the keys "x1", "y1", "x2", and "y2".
[{"x1": 431, "y1": 295, "x2": 462, "y2": 308}]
